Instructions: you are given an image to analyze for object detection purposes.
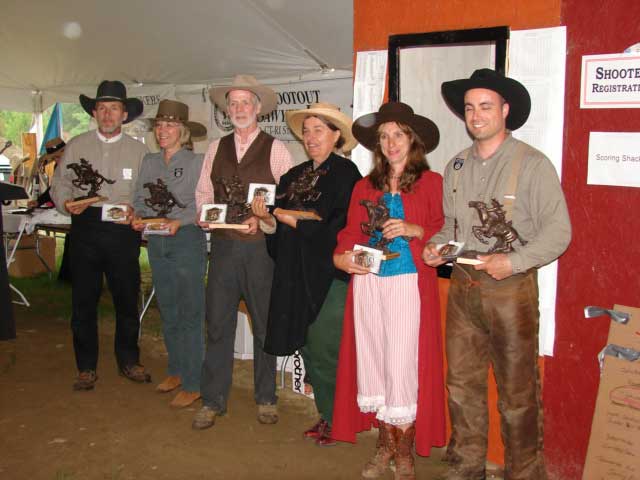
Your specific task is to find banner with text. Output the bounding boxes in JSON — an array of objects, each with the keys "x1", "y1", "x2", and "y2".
[{"x1": 209, "y1": 77, "x2": 353, "y2": 141}]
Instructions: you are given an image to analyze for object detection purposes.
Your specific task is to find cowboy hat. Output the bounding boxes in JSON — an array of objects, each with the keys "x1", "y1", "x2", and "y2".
[
  {"x1": 79, "y1": 80, "x2": 143, "y2": 123},
  {"x1": 441, "y1": 69, "x2": 531, "y2": 131},
  {"x1": 209, "y1": 74, "x2": 278, "y2": 116},
  {"x1": 152, "y1": 100, "x2": 207, "y2": 139},
  {"x1": 285, "y1": 102, "x2": 357, "y2": 152},
  {"x1": 39, "y1": 137, "x2": 66, "y2": 165},
  {"x1": 352, "y1": 102, "x2": 440, "y2": 153}
]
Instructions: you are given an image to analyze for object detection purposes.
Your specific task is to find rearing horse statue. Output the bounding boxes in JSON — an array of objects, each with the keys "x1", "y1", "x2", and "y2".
[{"x1": 468, "y1": 199, "x2": 527, "y2": 253}]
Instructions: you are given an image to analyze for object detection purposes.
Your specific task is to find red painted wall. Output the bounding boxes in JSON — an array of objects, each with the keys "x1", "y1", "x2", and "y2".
[{"x1": 545, "y1": 1, "x2": 640, "y2": 478}]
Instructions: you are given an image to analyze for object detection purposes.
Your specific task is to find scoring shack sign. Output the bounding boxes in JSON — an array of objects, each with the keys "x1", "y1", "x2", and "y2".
[
  {"x1": 581, "y1": 52, "x2": 640, "y2": 108},
  {"x1": 211, "y1": 77, "x2": 353, "y2": 141}
]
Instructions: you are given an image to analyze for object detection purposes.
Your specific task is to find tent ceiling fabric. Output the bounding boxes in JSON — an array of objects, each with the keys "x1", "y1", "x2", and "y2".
[{"x1": 1, "y1": 0, "x2": 353, "y2": 112}]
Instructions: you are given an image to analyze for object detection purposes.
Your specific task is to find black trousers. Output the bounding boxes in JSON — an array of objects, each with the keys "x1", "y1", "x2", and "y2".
[{"x1": 70, "y1": 207, "x2": 141, "y2": 372}]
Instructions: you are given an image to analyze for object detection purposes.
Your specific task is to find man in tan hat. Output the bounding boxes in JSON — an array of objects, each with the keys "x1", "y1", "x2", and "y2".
[
  {"x1": 51, "y1": 80, "x2": 150, "y2": 391},
  {"x1": 423, "y1": 69, "x2": 571, "y2": 480},
  {"x1": 193, "y1": 74, "x2": 293, "y2": 430}
]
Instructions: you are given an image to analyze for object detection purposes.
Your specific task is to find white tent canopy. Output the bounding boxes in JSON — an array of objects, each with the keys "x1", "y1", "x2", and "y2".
[{"x1": 1, "y1": 0, "x2": 353, "y2": 113}]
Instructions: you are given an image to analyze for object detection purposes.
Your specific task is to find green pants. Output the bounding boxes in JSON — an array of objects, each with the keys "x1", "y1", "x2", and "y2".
[{"x1": 300, "y1": 279, "x2": 348, "y2": 426}]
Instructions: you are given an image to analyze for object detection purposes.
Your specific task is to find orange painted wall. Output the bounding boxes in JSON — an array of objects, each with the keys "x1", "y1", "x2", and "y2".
[{"x1": 355, "y1": 0, "x2": 561, "y2": 466}]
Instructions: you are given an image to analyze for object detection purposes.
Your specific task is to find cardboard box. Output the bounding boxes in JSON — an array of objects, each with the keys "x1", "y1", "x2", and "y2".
[
  {"x1": 582, "y1": 305, "x2": 640, "y2": 480},
  {"x1": 7, "y1": 234, "x2": 55, "y2": 278}
]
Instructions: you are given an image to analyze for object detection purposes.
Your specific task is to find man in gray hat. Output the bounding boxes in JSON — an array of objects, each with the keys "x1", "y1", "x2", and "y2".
[
  {"x1": 52, "y1": 80, "x2": 150, "y2": 391},
  {"x1": 192, "y1": 74, "x2": 292, "y2": 430},
  {"x1": 423, "y1": 69, "x2": 571, "y2": 480}
]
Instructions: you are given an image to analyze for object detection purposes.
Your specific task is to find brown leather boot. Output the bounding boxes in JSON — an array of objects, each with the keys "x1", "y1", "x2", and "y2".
[
  {"x1": 392, "y1": 424, "x2": 416, "y2": 480},
  {"x1": 361, "y1": 422, "x2": 396, "y2": 478}
]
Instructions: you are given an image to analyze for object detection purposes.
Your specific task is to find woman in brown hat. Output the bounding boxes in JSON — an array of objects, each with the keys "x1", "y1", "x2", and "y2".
[
  {"x1": 132, "y1": 99, "x2": 208, "y2": 408},
  {"x1": 251, "y1": 103, "x2": 361, "y2": 446},
  {"x1": 331, "y1": 102, "x2": 446, "y2": 479}
]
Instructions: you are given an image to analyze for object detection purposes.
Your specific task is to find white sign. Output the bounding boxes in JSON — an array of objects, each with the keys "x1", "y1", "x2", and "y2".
[
  {"x1": 510, "y1": 27, "x2": 567, "y2": 356},
  {"x1": 587, "y1": 132, "x2": 640, "y2": 188},
  {"x1": 580, "y1": 53, "x2": 640, "y2": 108},
  {"x1": 351, "y1": 50, "x2": 388, "y2": 176}
]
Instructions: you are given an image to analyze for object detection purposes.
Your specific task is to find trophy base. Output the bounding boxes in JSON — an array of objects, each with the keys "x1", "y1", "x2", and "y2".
[
  {"x1": 206, "y1": 223, "x2": 250, "y2": 230},
  {"x1": 139, "y1": 217, "x2": 168, "y2": 225},
  {"x1": 456, "y1": 250, "x2": 485, "y2": 265},
  {"x1": 66, "y1": 195, "x2": 107, "y2": 208},
  {"x1": 273, "y1": 208, "x2": 322, "y2": 221}
]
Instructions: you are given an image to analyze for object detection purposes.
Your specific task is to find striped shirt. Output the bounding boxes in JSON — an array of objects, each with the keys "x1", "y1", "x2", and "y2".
[{"x1": 195, "y1": 128, "x2": 292, "y2": 211}]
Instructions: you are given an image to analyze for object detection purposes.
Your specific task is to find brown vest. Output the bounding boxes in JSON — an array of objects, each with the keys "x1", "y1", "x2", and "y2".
[{"x1": 211, "y1": 130, "x2": 276, "y2": 241}]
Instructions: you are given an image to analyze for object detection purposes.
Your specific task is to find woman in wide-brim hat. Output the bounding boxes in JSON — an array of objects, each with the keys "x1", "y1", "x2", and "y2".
[
  {"x1": 251, "y1": 102, "x2": 361, "y2": 446},
  {"x1": 332, "y1": 102, "x2": 446, "y2": 478},
  {"x1": 131, "y1": 99, "x2": 208, "y2": 409}
]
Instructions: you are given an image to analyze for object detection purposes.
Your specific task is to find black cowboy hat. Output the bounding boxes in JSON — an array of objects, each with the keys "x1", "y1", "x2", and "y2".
[
  {"x1": 441, "y1": 69, "x2": 531, "y2": 131},
  {"x1": 352, "y1": 102, "x2": 440, "y2": 153},
  {"x1": 79, "y1": 80, "x2": 144, "y2": 123}
]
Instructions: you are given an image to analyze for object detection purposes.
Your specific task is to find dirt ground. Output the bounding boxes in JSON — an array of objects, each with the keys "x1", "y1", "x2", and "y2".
[{"x1": 0, "y1": 286, "x2": 449, "y2": 480}]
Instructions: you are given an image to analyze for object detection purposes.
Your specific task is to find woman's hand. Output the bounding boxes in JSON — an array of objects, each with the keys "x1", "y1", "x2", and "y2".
[
  {"x1": 251, "y1": 197, "x2": 270, "y2": 220},
  {"x1": 274, "y1": 210, "x2": 297, "y2": 229},
  {"x1": 381, "y1": 218, "x2": 423, "y2": 240},
  {"x1": 163, "y1": 219, "x2": 181, "y2": 236},
  {"x1": 333, "y1": 251, "x2": 370, "y2": 275},
  {"x1": 131, "y1": 217, "x2": 146, "y2": 232},
  {"x1": 251, "y1": 197, "x2": 275, "y2": 229}
]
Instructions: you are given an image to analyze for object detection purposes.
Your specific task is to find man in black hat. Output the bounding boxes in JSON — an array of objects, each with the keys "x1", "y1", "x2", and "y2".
[
  {"x1": 423, "y1": 69, "x2": 571, "y2": 480},
  {"x1": 51, "y1": 80, "x2": 150, "y2": 391}
]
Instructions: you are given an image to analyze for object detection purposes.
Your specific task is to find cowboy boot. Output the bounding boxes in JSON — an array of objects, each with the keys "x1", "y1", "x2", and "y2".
[
  {"x1": 362, "y1": 422, "x2": 396, "y2": 478},
  {"x1": 392, "y1": 423, "x2": 416, "y2": 480}
]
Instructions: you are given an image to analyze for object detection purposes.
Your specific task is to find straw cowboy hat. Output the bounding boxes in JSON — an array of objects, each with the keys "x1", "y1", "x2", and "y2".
[
  {"x1": 153, "y1": 99, "x2": 207, "y2": 139},
  {"x1": 441, "y1": 68, "x2": 531, "y2": 131},
  {"x1": 79, "y1": 80, "x2": 144, "y2": 123},
  {"x1": 39, "y1": 137, "x2": 66, "y2": 165},
  {"x1": 209, "y1": 74, "x2": 278, "y2": 116},
  {"x1": 285, "y1": 102, "x2": 357, "y2": 152},
  {"x1": 352, "y1": 102, "x2": 440, "y2": 153}
]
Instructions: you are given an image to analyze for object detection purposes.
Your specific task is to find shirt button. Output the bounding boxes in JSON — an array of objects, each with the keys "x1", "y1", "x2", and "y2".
[
  {"x1": 480, "y1": 177, "x2": 486, "y2": 182},
  {"x1": 482, "y1": 161, "x2": 486, "y2": 166}
]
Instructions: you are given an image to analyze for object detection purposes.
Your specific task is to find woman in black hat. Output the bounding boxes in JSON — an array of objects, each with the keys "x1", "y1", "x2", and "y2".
[
  {"x1": 132, "y1": 100, "x2": 208, "y2": 408},
  {"x1": 332, "y1": 102, "x2": 446, "y2": 479}
]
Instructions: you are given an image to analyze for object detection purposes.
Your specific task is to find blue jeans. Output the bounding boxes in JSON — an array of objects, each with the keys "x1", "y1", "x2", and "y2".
[{"x1": 147, "y1": 224, "x2": 207, "y2": 392}]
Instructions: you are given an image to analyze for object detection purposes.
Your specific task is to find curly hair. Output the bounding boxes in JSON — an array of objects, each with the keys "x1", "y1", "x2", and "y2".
[{"x1": 368, "y1": 122, "x2": 430, "y2": 193}]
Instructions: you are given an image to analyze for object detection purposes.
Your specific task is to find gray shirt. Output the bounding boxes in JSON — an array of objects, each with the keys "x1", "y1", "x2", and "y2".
[
  {"x1": 430, "y1": 134, "x2": 571, "y2": 274},
  {"x1": 51, "y1": 130, "x2": 148, "y2": 212},
  {"x1": 133, "y1": 148, "x2": 204, "y2": 225}
]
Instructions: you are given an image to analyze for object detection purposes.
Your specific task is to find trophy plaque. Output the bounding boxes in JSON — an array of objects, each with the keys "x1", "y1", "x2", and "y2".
[
  {"x1": 101, "y1": 204, "x2": 128, "y2": 222},
  {"x1": 247, "y1": 183, "x2": 276, "y2": 206},
  {"x1": 356, "y1": 196, "x2": 401, "y2": 262},
  {"x1": 203, "y1": 176, "x2": 251, "y2": 230},
  {"x1": 273, "y1": 165, "x2": 325, "y2": 221},
  {"x1": 65, "y1": 158, "x2": 115, "y2": 208}
]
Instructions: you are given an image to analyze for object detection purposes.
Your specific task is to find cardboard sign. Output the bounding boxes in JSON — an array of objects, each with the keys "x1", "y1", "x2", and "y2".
[{"x1": 582, "y1": 305, "x2": 640, "y2": 480}]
